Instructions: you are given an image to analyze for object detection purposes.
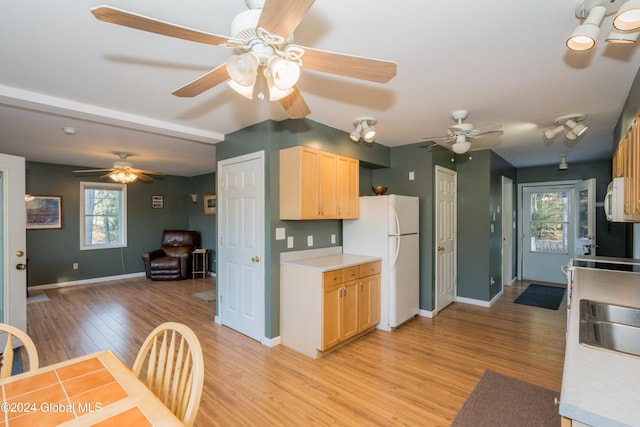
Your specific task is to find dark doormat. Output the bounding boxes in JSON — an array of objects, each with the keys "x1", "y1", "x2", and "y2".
[
  {"x1": 451, "y1": 370, "x2": 560, "y2": 427},
  {"x1": 514, "y1": 283, "x2": 566, "y2": 310}
]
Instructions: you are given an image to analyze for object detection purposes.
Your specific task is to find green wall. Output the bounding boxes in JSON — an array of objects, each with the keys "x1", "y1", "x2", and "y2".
[{"x1": 25, "y1": 161, "x2": 215, "y2": 286}]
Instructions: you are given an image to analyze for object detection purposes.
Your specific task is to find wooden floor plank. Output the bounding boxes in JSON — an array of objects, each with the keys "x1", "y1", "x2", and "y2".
[{"x1": 27, "y1": 277, "x2": 566, "y2": 426}]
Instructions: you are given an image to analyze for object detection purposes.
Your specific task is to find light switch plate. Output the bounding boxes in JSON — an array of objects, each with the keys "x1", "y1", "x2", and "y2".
[
  {"x1": 307, "y1": 235, "x2": 313, "y2": 247},
  {"x1": 287, "y1": 236, "x2": 294, "y2": 248},
  {"x1": 275, "y1": 227, "x2": 285, "y2": 240},
  {"x1": 409, "y1": 171, "x2": 415, "y2": 181},
  {"x1": 331, "y1": 234, "x2": 336, "y2": 244}
]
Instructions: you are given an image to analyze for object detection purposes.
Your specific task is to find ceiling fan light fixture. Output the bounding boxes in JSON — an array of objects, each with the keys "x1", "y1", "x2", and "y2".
[
  {"x1": 614, "y1": 0, "x2": 640, "y2": 31},
  {"x1": 452, "y1": 135, "x2": 471, "y2": 154},
  {"x1": 109, "y1": 170, "x2": 137, "y2": 184},
  {"x1": 567, "y1": 5, "x2": 606, "y2": 51},
  {"x1": 226, "y1": 52, "x2": 259, "y2": 86},
  {"x1": 268, "y1": 56, "x2": 300, "y2": 90}
]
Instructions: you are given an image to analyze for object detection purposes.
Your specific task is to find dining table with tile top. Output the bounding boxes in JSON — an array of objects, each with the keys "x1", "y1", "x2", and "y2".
[{"x1": 0, "y1": 350, "x2": 184, "y2": 426}]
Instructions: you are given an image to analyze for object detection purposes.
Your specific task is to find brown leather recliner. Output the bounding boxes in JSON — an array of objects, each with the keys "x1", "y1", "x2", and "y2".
[{"x1": 142, "y1": 230, "x2": 199, "y2": 280}]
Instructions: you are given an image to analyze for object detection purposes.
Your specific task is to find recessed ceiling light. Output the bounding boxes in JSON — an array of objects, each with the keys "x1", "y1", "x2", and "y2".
[{"x1": 62, "y1": 127, "x2": 76, "y2": 136}]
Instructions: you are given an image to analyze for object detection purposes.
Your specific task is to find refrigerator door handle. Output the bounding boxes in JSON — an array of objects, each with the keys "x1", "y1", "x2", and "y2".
[
  {"x1": 390, "y1": 200, "x2": 401, "y2": 236},
  {"x1": 391, "y1": 236, "x2": 400, "y2": 271}
]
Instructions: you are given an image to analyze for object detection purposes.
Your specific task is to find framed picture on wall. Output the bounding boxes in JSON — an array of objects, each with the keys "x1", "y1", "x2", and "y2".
[
  {"x1": 152, "y1": 195, "x2": 164, "y2": 209},
  {"x1": 204, "y1": 194, "x2": 216, "y2": 215},
  {"x1": 26, "y1": 195, "x2": 63, "y2": 229}
]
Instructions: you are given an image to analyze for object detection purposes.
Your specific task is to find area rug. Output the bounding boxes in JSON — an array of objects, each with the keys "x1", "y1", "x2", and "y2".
[
  {"x1": 191, "y1": 289, "x2": 216, "y2": 302},
  {"x1": 514, "y1": 283, "x2": 566, "y2": 310},
  {"x1": 451, "y1": 370, "x2": 560, "y2": 427}
]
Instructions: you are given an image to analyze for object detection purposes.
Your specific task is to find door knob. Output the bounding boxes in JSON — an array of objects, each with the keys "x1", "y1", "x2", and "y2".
[
  {"x1": 251, "y1": 256, "x2": 260, "y2": 263},
  {"x1": 437, "y1": 246, "x2": 445, "y2": 252},
  {"x1": 16, "y1": 263, "x2": 27, "y2": 270}
]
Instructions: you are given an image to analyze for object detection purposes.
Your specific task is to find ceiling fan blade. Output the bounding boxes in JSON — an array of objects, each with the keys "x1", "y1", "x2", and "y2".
[
  {"x1": 133, "y1": 172, "x2": 153, "y2": 182},
  {"x1": 172, "y1": 64, "x2": 228, "y2": 97},
  {"x1": 73, "y1": 168, "x2": 115, "y2": 173},
  {"x1": 471, "y1": 123, "x2": 502, "y2": 133},
  {"x1": 258, "y1": 0, "x2": 315, "y2": 40},
  {"x1": 469, "y1": 129, "x2": 504, "y2": 138},
  {"x1": 421, "y1": 135, "x2": 451, "y2": 141},
  {"x1": 133, "y1": 169, "x2": 165, "y2": 176},
  {"x1": 280, "y1": 86, "x2": 311, "y2": 119},
  {"x1": 299, "y1": 46, "x2": 397, "y2": 83},
  {"x1": 91, "y1": 6, "x2": 230, "y2": 46}
]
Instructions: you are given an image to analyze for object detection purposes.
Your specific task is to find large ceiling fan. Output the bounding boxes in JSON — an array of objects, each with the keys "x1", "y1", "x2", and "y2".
[
  {"x1": 91, "y1": 0, "x2": 397, "y2": 119},
  {"x1": 421, "y1": 110, "x2": 503, "y2": 154},
  {"x1": 73, "y1": 153, "x2": 165, "y2": 183}
]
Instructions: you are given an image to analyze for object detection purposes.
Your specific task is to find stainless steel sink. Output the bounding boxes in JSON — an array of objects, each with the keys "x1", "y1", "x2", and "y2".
[{"x1": 580, "y1": 299, "x2": 640, "y2": 358}]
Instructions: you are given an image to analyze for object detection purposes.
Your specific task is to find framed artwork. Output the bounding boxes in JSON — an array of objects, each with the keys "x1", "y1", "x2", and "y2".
[
  {"x1": 204, "y1": 194, "x2": 216, "y2": 215},
  {"x1": 26, "y1": 195, "x2": 63, "y2": 230},
  {"x1": 152, "y1": 195, "x2": 164, "y2": 209}
]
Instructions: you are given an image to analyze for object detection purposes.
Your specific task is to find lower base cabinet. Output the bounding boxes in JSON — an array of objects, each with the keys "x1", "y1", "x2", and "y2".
[{"x1": 281, "y1": 260, "x2": 381, "y2": 358}]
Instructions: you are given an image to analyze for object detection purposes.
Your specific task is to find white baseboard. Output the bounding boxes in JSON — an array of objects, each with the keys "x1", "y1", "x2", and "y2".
[
  {"x1": 262, "y1": 336, "x2": 281, "y2": 347},
  {"x1": 455, "y1": 289, "x2": 504, "y2": 308},
  {"x1": 418, "y1": 309, "x2": 434, "y2": 318},
  {"x1": 28, "y1": 272, "x2": 146, "y2": 293}
]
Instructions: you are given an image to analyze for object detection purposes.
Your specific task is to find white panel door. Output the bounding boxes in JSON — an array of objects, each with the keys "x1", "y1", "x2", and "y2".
[
  {"x1": 502, "y1": 176, "x2": 514, "y2": 287},
  {"x1": 217, "y1": 152, "x2": 265, "y2": 342},
  {"x1": 435, "y1": 166, "x2": 456, "y2": 313},
  {"x1": 0, "y1": 154, "x2": 26, "y2": 331}
]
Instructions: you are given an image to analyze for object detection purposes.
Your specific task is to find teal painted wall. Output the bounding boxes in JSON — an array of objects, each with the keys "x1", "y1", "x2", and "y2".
[{"x1": 25, "y1": 161, "x2": 215, "y2": 286}]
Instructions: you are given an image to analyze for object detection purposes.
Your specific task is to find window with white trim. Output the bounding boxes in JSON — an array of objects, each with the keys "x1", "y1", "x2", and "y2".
[{"x1": 80, "y1": 182, "x2": 127, "y2": 250}]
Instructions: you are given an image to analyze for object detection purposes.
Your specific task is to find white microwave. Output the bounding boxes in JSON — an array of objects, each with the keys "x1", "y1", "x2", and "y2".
[{"x1": 604, "y1": 177, "x2": 625, "y2": 222}]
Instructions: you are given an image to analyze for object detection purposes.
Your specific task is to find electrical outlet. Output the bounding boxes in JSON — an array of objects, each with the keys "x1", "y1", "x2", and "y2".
[
  {"x1": 287, "y1": 236, "x2": 294, "y2": 248},
  {"x1": 73, "y1": 263, "x2": 79, "y2": 270},
  {"x1": 331, "y1": 234, "x2": 336, "y2": 244},
  {"x1": 307, "y1": 235, "x2": 313, "y2": 247},
  {"x1": 409, "y1": 171, "x2": 415, "y2": 181}
]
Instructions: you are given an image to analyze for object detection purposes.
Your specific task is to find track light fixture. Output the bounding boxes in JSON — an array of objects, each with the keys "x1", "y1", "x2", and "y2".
[
  {"x1": 543, "y1": 114, "x2": 588, "y2": 140},
  {"x1": 568, "y1": 0, "x2": 640, "y2": 50},
  {"x1": 559, "y1": 154, "x2": 569, "y2": 170},
  {"x1": 350, "y1": 117, "x2": 377, "y2": 143}
]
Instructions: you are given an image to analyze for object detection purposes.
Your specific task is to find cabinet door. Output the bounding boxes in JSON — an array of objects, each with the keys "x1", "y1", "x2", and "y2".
[
  {"x1": 358, "y1": 274, "x2": 381, "y2": 331},
  {"x1": 300, "y1": 147, "x2": 321, "y2": 218},
  {"x1": 341, "y1": 280, "x2": 359, "y2": 341},
  {"x1": 318, "y1": 151, "x2": 337, "y2": 217},
  {"x1": 633, "y1": 119, "x2": 640, "y2": 217},
  {"x1": 337, "y1": 156, "x2": 359, "y2": 219},
  {"x1": 322, "y1": 283, "x2": 341, "y2": 350}
]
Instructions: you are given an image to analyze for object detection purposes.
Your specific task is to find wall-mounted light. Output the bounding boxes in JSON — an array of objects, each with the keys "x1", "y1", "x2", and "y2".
[
  {"x1": 559, "y1": 154, "x2": 569, "y2": 170},
  {"x1": 349, "y1": 117, "x2": 377, "y2": 143},
  {"x1": 543, "y1": 114, "x2": 588, "y2": 140},
  {"x1": 190, "y1": 194, "x2": 198, "y2": 204}
]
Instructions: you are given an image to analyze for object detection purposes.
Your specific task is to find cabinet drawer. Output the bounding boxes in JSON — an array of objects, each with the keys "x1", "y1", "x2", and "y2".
[
  {"x1": 343, "y1": 266, "x2": 359, "y2": 281},
  {"x1": 360, "y1": 262, "x2": 381, "y2": 277},
  {"x1": 323, "y1": 270, "x2": 343, "y2": 287}
]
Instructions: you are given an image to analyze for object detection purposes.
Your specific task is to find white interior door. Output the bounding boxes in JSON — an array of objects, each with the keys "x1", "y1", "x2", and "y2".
[
  {"x1": 217, "y1": 151, "x2": 265, "y2": 342},
  {"x1": 575, "y1": 178, "x2": 596, "y2": 256},
  {"x1": 501, "y1": 176, "x2": 513, "y2": 287},
  {"x1": 0, "y1": 154, "x2": 27, "y2": 331},
  {"x1": 435, "y1": 166, "x2": 456, "y2": 313},
  {"x1": 521, "y1": 184, "x2": 574, "y2": 284}
]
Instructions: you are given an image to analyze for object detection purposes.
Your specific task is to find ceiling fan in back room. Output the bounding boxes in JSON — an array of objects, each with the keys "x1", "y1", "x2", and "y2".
[
  {"x1": 421, "y1": 109, "x2": 503, "y2": 155},
  {"x1": 91, "y1": 0, "x2": 397, "y2": 119},
  {"x1": 73, "y1": 153, "x2": 164, "y2": 184}
]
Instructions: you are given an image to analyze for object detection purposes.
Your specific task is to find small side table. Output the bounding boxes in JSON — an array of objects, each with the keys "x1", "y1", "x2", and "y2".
[{"x1": 192, "y1": 249, "x2": 208, "y2": 279}]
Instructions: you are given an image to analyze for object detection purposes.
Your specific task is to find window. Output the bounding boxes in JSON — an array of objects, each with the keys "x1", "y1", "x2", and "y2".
[
  {"x1": 529, "y1": 191, "x2": 568, "y2": 254},
  {"x1": 80, "y1": 182, "x2": 127, "y2": 250}
]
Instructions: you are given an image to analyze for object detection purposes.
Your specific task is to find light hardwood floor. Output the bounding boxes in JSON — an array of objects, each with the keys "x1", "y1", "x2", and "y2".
[{"x1": 26, "y1": 277, "x2": 567, "y2": 426}]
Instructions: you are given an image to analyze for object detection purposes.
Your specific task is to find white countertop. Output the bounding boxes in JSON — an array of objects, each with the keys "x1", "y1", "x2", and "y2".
[
  {"x1": 281, "y1": 253, "x2": 381, "y2": 272},
  {"x1": 560, "y1": 265, "x2": 640, "y2": 427}
]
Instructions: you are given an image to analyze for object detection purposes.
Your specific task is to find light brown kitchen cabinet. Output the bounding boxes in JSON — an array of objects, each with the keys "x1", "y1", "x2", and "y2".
[
  {"x1": 279, "y1": 146, "x2": 359, "y2": 220},
  {"x1": 613, "y1": 111, "x2": 640, "y2": 221},
  {"x1": 281, "y1": 258, "x2": 381, "y2": 358}
]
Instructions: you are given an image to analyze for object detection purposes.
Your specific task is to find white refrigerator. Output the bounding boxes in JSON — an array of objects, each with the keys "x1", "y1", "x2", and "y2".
[{"x1": 343, "y1": 195, "x2": 420, "y2": 331}]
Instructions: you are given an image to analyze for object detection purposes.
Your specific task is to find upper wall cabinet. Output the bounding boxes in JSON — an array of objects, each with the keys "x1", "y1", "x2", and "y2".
[
  {"x1": 613, "y1": 111, "x2": 640, "y2": 222},
  {"x1": 280, "y1": 146, "x2": 359, "y2": 220}
]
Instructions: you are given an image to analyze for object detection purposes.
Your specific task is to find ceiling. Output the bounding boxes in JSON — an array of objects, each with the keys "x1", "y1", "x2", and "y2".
[{"x1": 2, "y1": 0, "x2": 640, "y2": 177}]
